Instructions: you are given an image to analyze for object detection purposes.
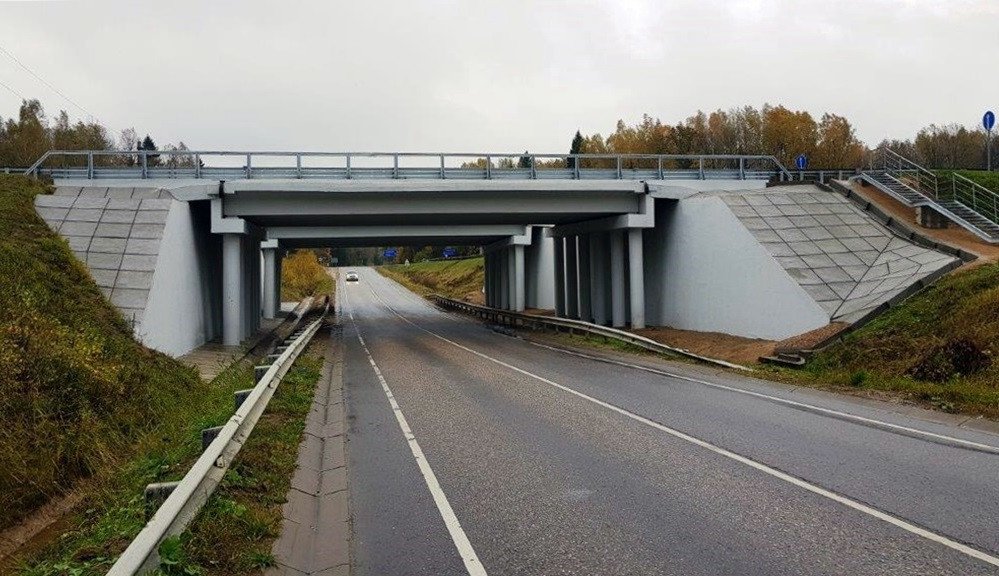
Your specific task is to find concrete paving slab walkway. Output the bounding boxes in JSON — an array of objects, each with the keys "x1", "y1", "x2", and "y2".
[{"x1": 269, "y1": 321, "x2": 349, "y2": 576}]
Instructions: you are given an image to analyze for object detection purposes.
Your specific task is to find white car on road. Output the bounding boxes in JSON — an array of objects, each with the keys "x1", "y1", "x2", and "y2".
[{"x1": 345, "y1": 271, "x2": 359, "y2": 282}]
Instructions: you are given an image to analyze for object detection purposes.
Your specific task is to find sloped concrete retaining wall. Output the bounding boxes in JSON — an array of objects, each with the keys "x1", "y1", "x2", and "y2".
[{"x1": 35, "y1": 187, "x2": 220, "y2": 356}]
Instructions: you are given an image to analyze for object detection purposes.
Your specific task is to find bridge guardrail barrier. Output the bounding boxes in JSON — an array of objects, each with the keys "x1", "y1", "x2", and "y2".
[
  {"x1": 107, "y1": 303, "x2": 330, "y2": 575},
  {"x1": 23, "y1": 150, "x2": 792, "y2": 182},
  {"x1": 431, "y1": 295, "x2": 750, "y2": 372}
]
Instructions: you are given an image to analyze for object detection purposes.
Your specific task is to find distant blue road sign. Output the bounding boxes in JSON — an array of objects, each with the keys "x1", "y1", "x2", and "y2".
[
  {"x1": 442, "y1": 247, "x2": 457, "y2": 258},
  {"x1": 795, "y1": 154, "x2": 808, "y2": 170},
  {"x1": 985, "y1": 111, "x2": 995, "y2": 132},
  {"x1": 383, "y1": 248, "x2": 397, "y2": 258}
]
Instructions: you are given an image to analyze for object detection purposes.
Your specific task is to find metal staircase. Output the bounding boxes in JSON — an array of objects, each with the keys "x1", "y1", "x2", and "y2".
[{"x1": 861, "y1": 150, "x2": 999, "y2": 243}]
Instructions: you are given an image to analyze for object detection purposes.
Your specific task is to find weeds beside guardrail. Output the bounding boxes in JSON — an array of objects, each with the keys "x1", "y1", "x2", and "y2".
[
  {"x1": 107, "y1": 304, "x2": 329, "y2": 575},
  {"x1": 431, "y1": 295, "x2": 749, "y2": 372}
]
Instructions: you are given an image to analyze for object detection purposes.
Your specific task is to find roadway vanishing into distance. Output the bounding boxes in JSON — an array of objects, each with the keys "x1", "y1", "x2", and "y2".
[{"x1": 337, "y1": 268, "x2": 999, "y2": 575}]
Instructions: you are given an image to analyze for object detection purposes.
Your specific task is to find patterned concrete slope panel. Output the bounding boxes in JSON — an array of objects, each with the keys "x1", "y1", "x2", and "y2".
[
  {"x1": 722, "y1": 185, "x2": 958, "y2": 323},
  {"x1": 34, "y1": 186, "x2": 172, "y2": 331}
]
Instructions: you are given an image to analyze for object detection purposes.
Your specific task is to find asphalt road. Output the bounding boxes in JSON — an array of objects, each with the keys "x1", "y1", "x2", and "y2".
[{"x1": 339, "y1": 267, "x2": 999, "y2": 575}]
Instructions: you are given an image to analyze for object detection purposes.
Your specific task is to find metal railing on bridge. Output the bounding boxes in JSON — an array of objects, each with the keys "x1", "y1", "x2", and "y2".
[{"x1": 23, "y1": 149, "x2": 793, "y2": 181}]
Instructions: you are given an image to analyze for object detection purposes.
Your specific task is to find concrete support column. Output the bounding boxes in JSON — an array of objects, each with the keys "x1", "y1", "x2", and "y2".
[
  {"x1": 525, "y1": 227, "x2": 555, "y2": 310},
  {"x1": 222, "y1": 234, "x2": 244, "y2": 346},
  {"x1": 262, "y1": 242, "x2": 277, "y2": 320},
  {"x1": 628, "y1": 228, "x2": 645, "y2": 330},
  {"x1": 577, "y1": 233, "x2": 591, "y2": 323},
  {"x1": 484, "y1": 253, "x2": 493, "y2": 307},
  {"x1": 565, "y1": 236, "x2": 579, "y2": 319},
  {"x1": 590, "y1": 233, "x2": 608, "y2": 325},
  {"x1": 499, "y1": 248, "x2": 510, "y2": 310},
  {"x1": 512, "y1": 244, "x2": 525, "y2": 312},
  {"x1": 275, "y1": 251, "x2": 283, "y2": 314},
  {"x1": 554, "y1": 237, "x2": 566, "y2": 317},
  {"x1": 610, "y1": 229, "x2": 626, "y2": 328}
]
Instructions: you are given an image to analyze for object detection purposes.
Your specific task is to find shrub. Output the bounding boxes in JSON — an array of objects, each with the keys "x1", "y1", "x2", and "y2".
[{"x1": 909, "y1": 338, "x2": 991, "y2": 383}]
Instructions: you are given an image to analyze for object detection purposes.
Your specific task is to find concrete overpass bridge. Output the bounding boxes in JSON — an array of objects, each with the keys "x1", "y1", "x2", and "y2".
[{"x1": 27, "y1": 150, "x2": 960, "y2": 357}]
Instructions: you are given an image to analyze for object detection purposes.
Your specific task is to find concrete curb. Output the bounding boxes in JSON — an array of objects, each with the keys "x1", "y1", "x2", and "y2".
[{"x1": 269, "y1": 321, "x2": 349, "y2": 576}]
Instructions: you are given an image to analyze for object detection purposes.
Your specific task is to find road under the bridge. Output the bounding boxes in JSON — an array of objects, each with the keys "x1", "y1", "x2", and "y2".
[{"x1": 325, "y1": 268, "x2": 999, "y2": 575}]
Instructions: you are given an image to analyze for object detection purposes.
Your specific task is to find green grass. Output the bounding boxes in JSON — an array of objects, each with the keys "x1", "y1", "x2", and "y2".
[
  {"x1": 14, "y1": 362, "x2": 256, "y2": 576},
  {"x1": 169, "y1": 345, "x2": 326, "y2": 575},
  {"x1": 0, "y1": 174, "x2": 209, "y2": 534},
  {"x1": 764, "y1": 262, "x2": 999, "y2": 418},
  {"x1": 378, "y1": 257, "x2": 484, "y2": 301},
  {"x1": 936, "y1": 169, "x2": 999, "y2": 193}
]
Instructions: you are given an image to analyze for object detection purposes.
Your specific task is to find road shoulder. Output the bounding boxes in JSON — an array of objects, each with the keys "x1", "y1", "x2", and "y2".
[{"x1": 269, "y1": 320, "x2": 349, "y2": 576}]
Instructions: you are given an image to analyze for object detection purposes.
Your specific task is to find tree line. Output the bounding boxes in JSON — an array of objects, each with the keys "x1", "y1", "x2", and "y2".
[
  {"x1": 2, "y1": 97, "x2": 994, "y2": 171},
  {"x1": 569, "y1": 105, "x2": 996, "y2": 171},
  {"x1": 0, "y1": 99, "x2": 194, "y2": 168}
]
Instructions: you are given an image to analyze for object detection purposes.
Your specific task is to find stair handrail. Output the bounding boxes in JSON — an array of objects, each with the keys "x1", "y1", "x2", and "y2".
[
  {"x1": 884, "y1": 148, "x2": 940, "y2": 198},
  {"x1": 951, "y1": 172, "x2": 999, "y2": 226}
]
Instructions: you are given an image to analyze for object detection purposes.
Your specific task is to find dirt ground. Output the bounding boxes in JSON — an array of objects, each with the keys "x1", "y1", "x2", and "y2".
[
  {"x1": 633, "y1": 326, "x2": 776, "y2": 365},
  {"x1": 846, "y1": 180, "x2": 999, "y2": 267}
]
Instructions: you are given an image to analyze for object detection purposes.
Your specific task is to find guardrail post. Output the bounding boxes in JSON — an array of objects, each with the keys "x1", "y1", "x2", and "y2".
[
  {"x1": 141, "y1": 152, "x2": 148, "y2": 179},
  {"x1": 440, "y1": 154, "x2": 445, "y2": 179},
  {"x1": 739, "y1": 157, "x2": 745, "y2": 180},
  {"x1": 616, "y1": 156, "x2": 622, "y2": 179},
  {"x1": 144, "y1": 482, "x2": 179, "y2": 519},
  {"x1": 296, "y1": 154, "x2": 302, "y2": 179},
  {"x1": 698, "y1": 157, "x2": 705, "y2": 179},
  {"x1": 657, "y1": 156, "x2": 663, "y2": 179},
  {"x1": 393, "y1": 154, "x2": 399, "y2": 179},
  {"x1": 194, "y1": 154, "x2": 201, "y2": 178},
  {"x1": 87, "y1": 152, "x2": 94, "y2": 179},
  {"x1": 574, "y1": 155, "x2": 581, "y2": 179},
  {"x1": 346, "y1": 154, "x2": 352, "y2": 179},
  {"x1": 234, "y1": 389, "x2": 253, "y2": 411},
  {"x1": 254, "y1": 365, "x2": 271, "y2": 383},
  {"x1": 531, "y1": 156, "x2": 537, "y2": 179},
  {"x1": 245, "y1": 154, "x2": 252, "y2": 179},
  {"x1": 201, "y1": 426, "x2": 224, "y2": 450}
]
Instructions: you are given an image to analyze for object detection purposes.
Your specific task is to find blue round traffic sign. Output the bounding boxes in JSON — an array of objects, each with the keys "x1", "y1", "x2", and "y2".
[
  {"x1": 984, "y1": 111, "x2": 995, "y2": 132},
  {"x1": 795, "y1": 154, "x2": 808, "y2": 170}
]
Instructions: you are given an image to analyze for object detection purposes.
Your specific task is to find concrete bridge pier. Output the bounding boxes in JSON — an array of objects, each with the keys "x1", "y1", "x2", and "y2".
[
  {"x1": 565, "y1": 237, "x2": 579, "y2": 319},
  {"x1": 589, "y1": 233, "x2": 609, "y2": 325},
  {"x1": 483, "y1": 252, "x2": 493, "y2": 307},
  {"x1": 262, "y1": 239, "x2": 279, "y2": 320},
  {"x1": 553, "y1": 237, "x2": 566, "y2": 316},
  {"x1": 577, "y1": 234, "x2": 592, "y2": 323},
  {"x1": 609, "y1": 230, "x2": 626, "y2": 328},
  {"x1": 223, "y1": 233, "x2": 262, "y2": 345},
  {"x1": 627, "y1": 228, "x2": 645, "y2": 330},
  {"x1": 524, "y1": 227, "x2": 555, "y2": 310},
  {"x1": 512, "y1": 245, "x2": 526, "y2": 311}
]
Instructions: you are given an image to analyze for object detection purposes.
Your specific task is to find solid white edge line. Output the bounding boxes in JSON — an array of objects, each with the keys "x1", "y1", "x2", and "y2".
[
  {"x1": 363, "y1": 280, "x2": 999, "y2": 569},
  {"x1": 526, "y1": 341, "x2": 999, "y2": 455},
  {"x1": 343, "y1": 275, "x2": 487, "y2": 576}
]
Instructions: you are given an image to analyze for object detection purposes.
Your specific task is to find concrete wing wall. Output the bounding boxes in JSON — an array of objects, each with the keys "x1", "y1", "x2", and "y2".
[
  {"x1": 140, "y1": 200, "x2": 221, "y2": 356},
  {"x1": 36, "y1": 187, "x2": 221, "y2": 357},
  {"x1": 645, "y1": 196, "x2": 829, "y2": 340}
]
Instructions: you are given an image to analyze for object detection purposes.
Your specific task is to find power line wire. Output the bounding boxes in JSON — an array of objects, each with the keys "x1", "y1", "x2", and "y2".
[
  {"x1": 0, "y1": 76, "x2": 26, "y2": 101},
  {"x1": 0, "y1": 43, "x2": 96, "y2": 121}
]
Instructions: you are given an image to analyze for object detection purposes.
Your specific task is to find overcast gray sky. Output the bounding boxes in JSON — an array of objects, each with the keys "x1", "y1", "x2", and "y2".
[{"x1": 0, "y1": 0, "x2": 996, "y2": 153}]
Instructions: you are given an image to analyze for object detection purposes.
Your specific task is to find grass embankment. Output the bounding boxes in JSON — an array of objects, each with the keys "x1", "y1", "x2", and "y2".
[
  {"x1": 281, "y1": 250, "x2": 334, "y2": 301},
  {"x1": 379, "y1": 257, "x2": 485, "y2": 303},
  {"x1": 0, "y1": 174, "x2": 261, "y2": 573},
  {"x1": 766, "y1": 262, "x2": 999, "y2": 418},
  {"x1": 936, "y1": 169, "x2": 999, "y2": 192},
  {"x1": 0, "y1": 174, "x2": 208, "y2": 534},
  {"x1": 164, "y1": 342, "x2": 327, "y2": 575}
]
